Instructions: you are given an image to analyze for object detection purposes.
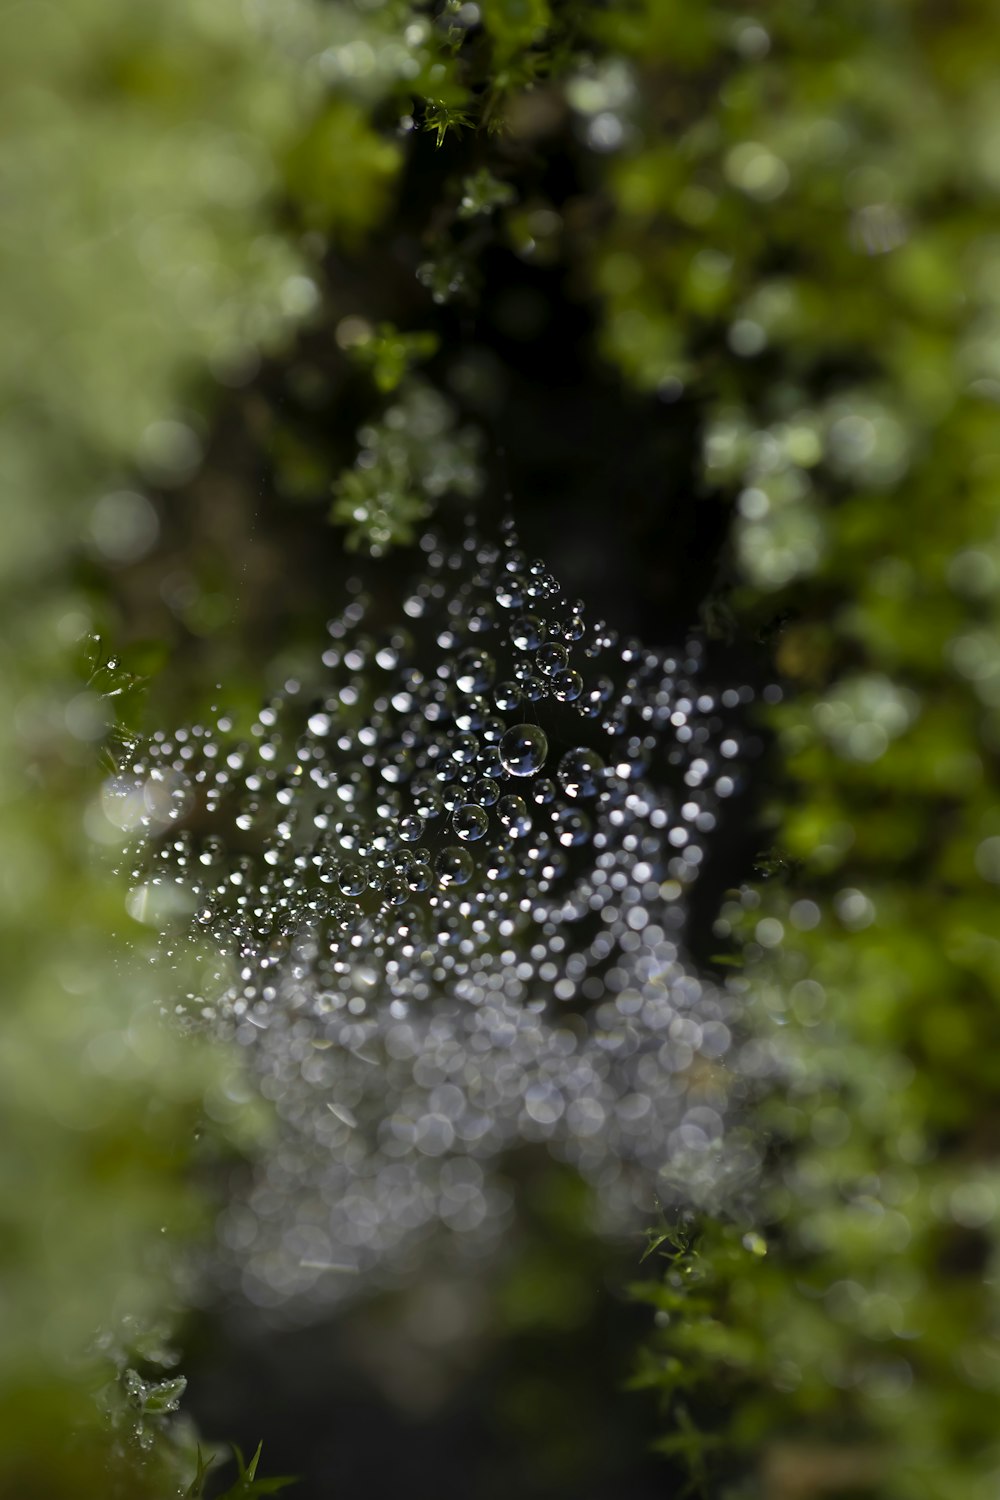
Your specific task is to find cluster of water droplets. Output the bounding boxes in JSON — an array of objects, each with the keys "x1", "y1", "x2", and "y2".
[{"x1": 119, "y1": 520, "x2": 760, "y2": 1312}]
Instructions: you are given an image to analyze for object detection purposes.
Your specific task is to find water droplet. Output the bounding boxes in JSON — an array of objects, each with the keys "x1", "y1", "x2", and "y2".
[
  {"x1": 499, "y1": 724, "x2": 549, "y2": 778},
  {"x1": 453, "y1": 804, "x2": 489, "y2": 842},
  {"x1": 497, "y1": 794, "x2": 532, "y2": 838},
  {"x1": 450, "y1": 732, "x2": 479, "y2": 764},
  {"x1": 413, "y1": 785, "x2": 444, "y2": 820},
  {"x1": 435, "y1": 846, "x2": 474, "y2": 887},
  {"x1": 494, "y1": 681, "x2": 523, "y2": 713},
  {"x1": 536, "y1": 642, "x2": 569, "y2": 676},
  {"x1": 551, "y1": 668, "x2": 583, "y2": 702},
  {"x1": 338, "y1": 862, "x2": 368, "y2": 897},
  {"x1": 558, "y1": 747, "x2": 605, "y2": 798},
  {"x1": 407, "y1": 861, "x2": 432, "y2": 893},
  {"x1": 553, "y1": 807, "x2": 592, "y2": 847},
  {"x1": 495, "y1": 578, "x2": 524, "y2": 610},
  {"x1": 510, "y1": 614, "x2": 543, "y2": 651},
  {"x1": 455, "y1": 649, "x2": 496, "y2": 694}
]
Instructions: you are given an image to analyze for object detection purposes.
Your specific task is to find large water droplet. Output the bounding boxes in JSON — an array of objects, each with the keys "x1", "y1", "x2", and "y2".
[
  {"x1": 435, "y1": 846, "x2": 474, "y2": 887},
  {"x1": 471, "y1": 776, "x2": 499, "y2": 806},
  {"x1": 338, "y1": 861, "x2": 368, "y2": 897},
  {"x1": 406, "y1": 860, "x2": 432, "y2": 893},
  {"x1": 497, "y1": 794, "x2": 532, "y2": 838},
  {"x1": 382, "y1": 875, "x2": 410, "y2": 905},
  {"x1": 453, "y1": 804, "x2": 489, "y2": 842},
  {"x1": 499, "y1": 724, "x2": 549, "y2": 778},
  {"x1": 553, "y1": 806, "x2": 592, "y2": 847},
  {"x1": 536, "y1": 642, "x2": 569, "y2": 676},
  {"x1": 455, "y1": 649, "x2": 495, "y2": 694},
  {"x1": 494, "y1": 681, "x2": 523, "y2": 713},
  {"x1": 510, "y1": 614, "x2": 543, "y2": 651},
  {"x1": 557, "y1": 747, "x2": 605, "y2": 798},
  {"x1": 450, "y1": 732, "x2": 479, "y2": 765},
  {"x1": 551, "y1": 668, "x2": 582, "y2": 702}
]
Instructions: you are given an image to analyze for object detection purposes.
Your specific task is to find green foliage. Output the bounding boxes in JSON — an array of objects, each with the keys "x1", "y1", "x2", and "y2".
[
  {"x1": 214, "y1": 1444, "x2": 297, "y2": 1499},
  {"x1": 283, "y1": 98, "x2": 400, "y2": 237},
  {"x1": 330, "y1": 378, "x2": 483, "y2": 554},
  {"x1": 457, "y1": 166, "x2": 517, "y2": 220},
  {"x1": 481, "y1": 0, "x2": 551, "y2": 62},
  {"x1": 422, "y1": 99, "x2": 477, "y2": 149},
  {"x1": 342, "y1": 321, "x2": 441, "y2": 393},
  {"x1": 183, "y1": 1442, "x2": 295, "y2": 1500}
]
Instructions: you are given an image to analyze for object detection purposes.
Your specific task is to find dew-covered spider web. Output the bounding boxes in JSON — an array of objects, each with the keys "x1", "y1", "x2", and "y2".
[{"x1": 117, "y1": 520, "x2": 761, "y2": 1314}]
